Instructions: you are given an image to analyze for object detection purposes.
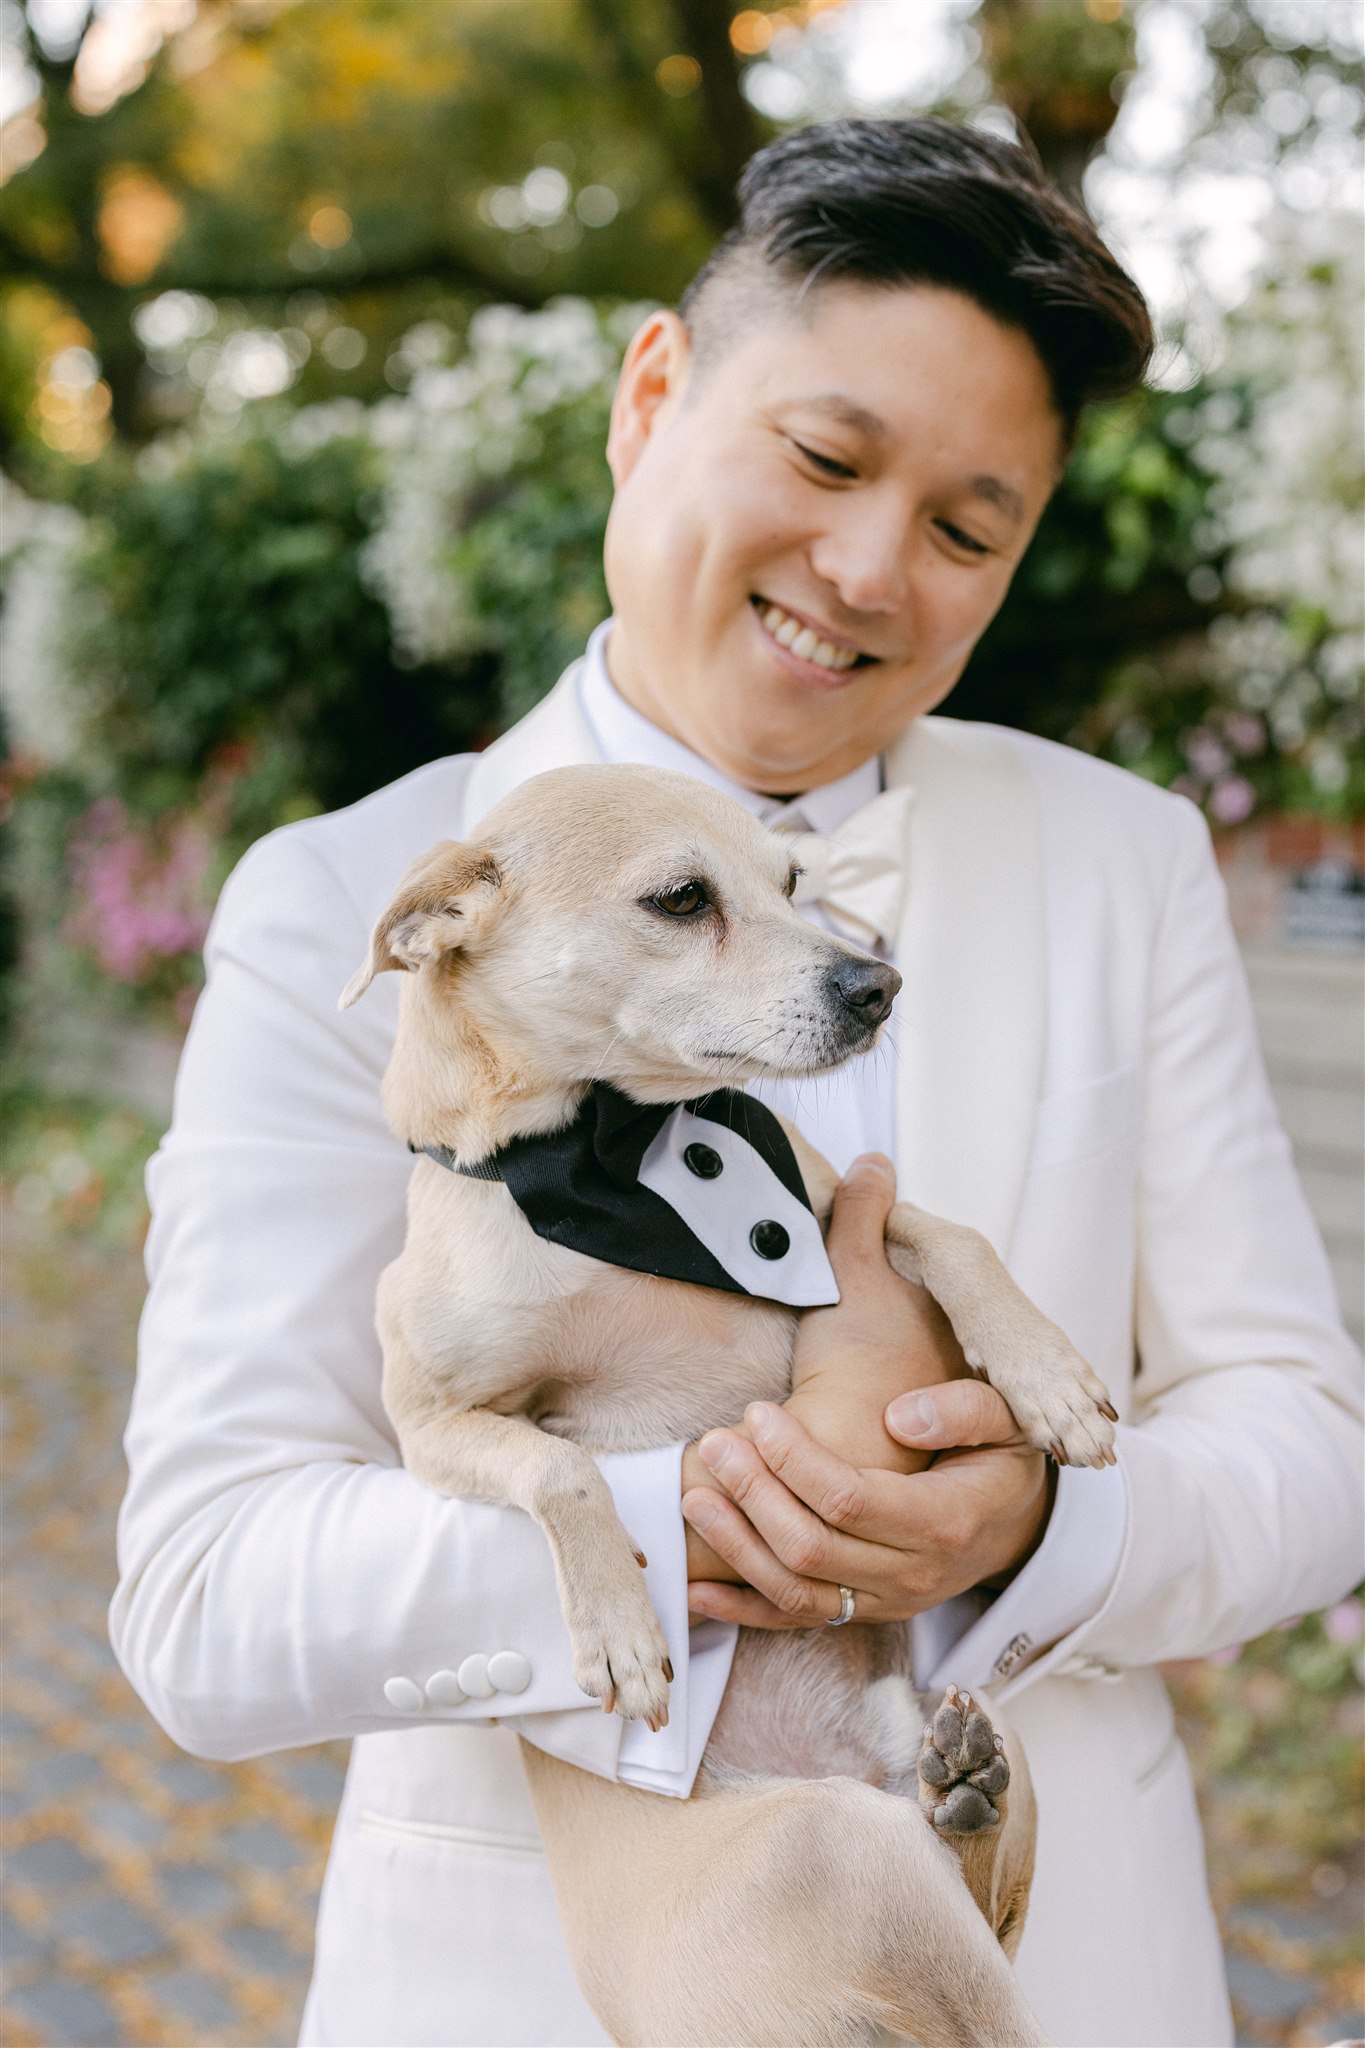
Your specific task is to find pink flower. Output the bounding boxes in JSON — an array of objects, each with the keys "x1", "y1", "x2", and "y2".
[
  {"x1": 1224, "y1": 713, "x2": 1267, "y2": 758},
  {"x1": 1209, "y1": 775, "x2": 1256, "y2": 825},
  {"x1": 65, "y1": 798, "x2": 215, "y2": 984},
  {"x1": 1185, "y1": 730, "x2": 1231, "y2": 779},
  {"x1": 1324, "y1": 1600, "x2": 1363, "y2": 1645}
]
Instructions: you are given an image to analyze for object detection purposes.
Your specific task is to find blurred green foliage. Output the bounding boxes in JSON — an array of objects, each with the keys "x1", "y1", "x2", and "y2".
[
  {"x1": 63, "y1": 424, "x2": 491, "y2": 839},
  {"x1": 450, "y1": 388, "x2": 614, "y2": 725}
]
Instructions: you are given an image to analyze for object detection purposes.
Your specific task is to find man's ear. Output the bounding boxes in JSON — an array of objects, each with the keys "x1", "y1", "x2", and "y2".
[
  {"x1": 339, "y1": 840, "x2": 503, "y2": 1009},
  {"x1": 606, "y1": 310, "x2": 692, "y2": 487}
]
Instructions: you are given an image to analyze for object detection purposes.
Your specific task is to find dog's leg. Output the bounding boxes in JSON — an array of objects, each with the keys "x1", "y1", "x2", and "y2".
[
  {"x1": 522, "y1": 1743, "x2": 1048, "y2": 2048},
  {"x1": 883, "y1": 1201, "x2": 1116, "y2": 1468},
  {"x1": 392, "y1": 1398, "x2": 672, "y2": 1727},
  {"x1": 914, "y1": 1686, "x2": 1037, "y2": 1960}
]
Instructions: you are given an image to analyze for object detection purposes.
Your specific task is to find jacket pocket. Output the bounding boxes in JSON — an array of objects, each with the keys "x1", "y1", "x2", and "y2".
[{"x1": 357, "y1": 1808, "x2": 546, "y2": 1859}]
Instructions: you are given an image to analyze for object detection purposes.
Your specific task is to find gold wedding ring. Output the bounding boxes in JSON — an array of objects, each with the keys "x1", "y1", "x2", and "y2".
[{"x1": 826, "y1": 1584, "x2": 857, "y2": 1626}]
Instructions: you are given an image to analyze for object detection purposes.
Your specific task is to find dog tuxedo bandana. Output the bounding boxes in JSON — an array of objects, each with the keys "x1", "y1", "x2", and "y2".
[{"x1": 415, "y1": 1084, "x2": 839, "y2": 1308}]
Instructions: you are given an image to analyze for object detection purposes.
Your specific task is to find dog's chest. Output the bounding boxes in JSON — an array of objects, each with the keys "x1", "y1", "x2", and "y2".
[
  {"x1": 402, "y1": 1169, "x2": 797, "y2": 1452},
  {"x1": 538, "y1": 1265, "x2": 797, "y2": 1451}
]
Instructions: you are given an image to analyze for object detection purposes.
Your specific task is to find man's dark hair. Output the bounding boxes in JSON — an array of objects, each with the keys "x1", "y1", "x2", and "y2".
[{"x1": 679, "y1": 118, "x2": 1154, "y2": 437}]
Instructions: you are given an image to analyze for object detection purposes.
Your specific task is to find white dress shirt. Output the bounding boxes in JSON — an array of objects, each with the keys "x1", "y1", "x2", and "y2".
[{"x1": 577, "y1": 621, "x2": 1127, "y2": 1794}]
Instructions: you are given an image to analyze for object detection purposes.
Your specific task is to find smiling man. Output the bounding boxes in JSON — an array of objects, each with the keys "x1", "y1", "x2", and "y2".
[
  {"x1": 112, "y1": 119, "x2": 1363, "y2": 2048},
  {"x1": 604, "y1": 288, "x2": 1059, "y2": 791}
]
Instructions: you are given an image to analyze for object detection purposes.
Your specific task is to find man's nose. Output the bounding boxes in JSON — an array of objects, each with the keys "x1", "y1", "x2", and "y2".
[
  {"x1": 826, "y1": 957, "x2": 902, "y2": 1028},
  {"x1": 808, "y1": 493, "x2": 911, "y2": 615}
]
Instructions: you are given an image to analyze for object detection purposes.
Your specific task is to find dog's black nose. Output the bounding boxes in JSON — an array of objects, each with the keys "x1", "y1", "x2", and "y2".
[{"x1": 827, "y1": 958, "x2": 901, "y2": 1029}]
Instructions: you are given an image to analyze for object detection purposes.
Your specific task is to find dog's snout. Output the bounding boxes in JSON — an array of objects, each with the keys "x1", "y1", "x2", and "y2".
[{"x1": 827, "y1": 958, "x2": 901, "y2": 1030}]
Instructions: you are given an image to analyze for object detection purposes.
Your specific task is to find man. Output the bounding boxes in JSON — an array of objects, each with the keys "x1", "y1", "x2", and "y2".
[{"x1": 111, "y1": 120, "x2": 1363, "y2": 2047}]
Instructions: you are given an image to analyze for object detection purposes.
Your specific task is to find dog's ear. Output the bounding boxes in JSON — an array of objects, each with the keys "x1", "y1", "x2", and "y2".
[{"x1": 339, "y1": 840, "x2": 503, "y2": 1009}]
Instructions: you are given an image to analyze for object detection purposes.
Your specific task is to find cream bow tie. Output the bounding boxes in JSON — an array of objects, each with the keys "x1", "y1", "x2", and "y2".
[{"x1": 771, "y1": 785, "x2": 914, "y2": 952}]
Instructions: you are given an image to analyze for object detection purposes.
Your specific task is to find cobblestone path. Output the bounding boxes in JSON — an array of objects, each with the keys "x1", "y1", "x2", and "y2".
[
  {"x1": 2, "y1": 1207, "x2": 343, "y2": 2047},
  {"x1": 2, "y1": 1198, "x2": 1362, "y2": 2046}
]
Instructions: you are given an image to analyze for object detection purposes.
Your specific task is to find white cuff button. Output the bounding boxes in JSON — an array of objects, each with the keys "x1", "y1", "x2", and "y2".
[
  {"x1": 456, "y1": 1653, "x2": 496, "y2": 1699},
  {"x1": 1056, "y1": 1653, "x2": 1122, "y2": 1683},
  {"x1": 487, "y1": 1650, "x2": 532, "y2": 1695},
  {"x1": 425, "y1": 1669, "x2": 467, "y2": 1708},
  {"x1": 383, "y1": 1675, "x2": 425, "y2": 1713}
]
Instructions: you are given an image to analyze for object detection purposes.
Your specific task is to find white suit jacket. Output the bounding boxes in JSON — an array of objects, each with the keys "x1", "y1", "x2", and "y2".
[{"x1": 111, "y1": 663, "x2": 1363, "y2": 2048}]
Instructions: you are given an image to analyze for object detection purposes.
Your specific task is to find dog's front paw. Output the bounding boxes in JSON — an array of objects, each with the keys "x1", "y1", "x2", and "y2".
[
  {"x1": 917, "y1": 1686, "x2": 1010, "y2": 1834},
  {"x1": 565, "y1": 1566, "x2": 672, "y2": 1731},
  {"x1": 968, "y1": 1318, "x2": 1116, "y2": 1470},
  {"x1": 1000, "y1": 1326, "x2": 1117, "y2": 1469}
]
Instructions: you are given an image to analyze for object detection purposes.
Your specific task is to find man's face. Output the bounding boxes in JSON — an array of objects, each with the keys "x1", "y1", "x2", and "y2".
[{"x1": 602, "y1": 283, "x2": 1064, "y2": 791}]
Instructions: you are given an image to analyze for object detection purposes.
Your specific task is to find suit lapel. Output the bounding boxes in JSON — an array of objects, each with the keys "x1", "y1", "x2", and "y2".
[
  {"x1": 463, "y1": 663, "x2": 602, "y2": 831},
  {"x1": 884, "y1": 717, "x2": 1046, "y2": 1261}
]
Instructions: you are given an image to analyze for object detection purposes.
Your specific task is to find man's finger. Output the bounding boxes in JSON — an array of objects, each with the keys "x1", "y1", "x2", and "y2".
[
  {"x1": 885, "y1": 1378, "x2": 1027, "y2": 1451},
  {"x1": 681, "y1": 1485, "x2": 836, "y2": 1622},
  {"x1": 742, "y1": 1403, "x2": 942, "y2": 1550},
  {"x1": 687, "y1": 1580, "x2": 789, "y2": 1628},
  {"x1": 745, "y1": 1402, "x2": 873, "y2": 1531},
  {"x1": 697, "y1": 1421, "x2": 919, "y2": 1576},
  {"x1": 687, "y1": 1580, "x2": 823, "y2": 1631},
  {"x1": 694, "y1": 1428, "x2": 847, "y2": 1579},
  {"x1": 823, "y1": 1152, "x2": 897, "y2": 1283}
]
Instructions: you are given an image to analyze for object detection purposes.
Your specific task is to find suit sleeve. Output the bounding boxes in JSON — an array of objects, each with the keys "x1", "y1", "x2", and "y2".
[
  {"x1": 109, "y1": 826, "x2": 702, "y2": 1787},
  {"x1": 1007, "y1": 800, "x2": 1363, "y2": 1693}
]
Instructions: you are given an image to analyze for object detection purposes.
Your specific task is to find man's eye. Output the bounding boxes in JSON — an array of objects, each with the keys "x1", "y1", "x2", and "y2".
[
  {"x1": 793, "y1": 440, "x2": 857, "y2": 481},
  {"x1": 935, "y1": 519, "x2": 992, "y2": 556},
  {"x1": 652, "y1": 881, "x2": 710, "y2": 917}
]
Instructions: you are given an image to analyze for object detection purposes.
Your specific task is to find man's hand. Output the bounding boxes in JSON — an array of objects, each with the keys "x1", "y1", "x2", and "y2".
[
  {"x1": 683, "y1": 1388, "x2": 1053, "y2": 1627},
  {"x1": 679, "y1": 1154, "x2": 1054, "y2": 1626}
]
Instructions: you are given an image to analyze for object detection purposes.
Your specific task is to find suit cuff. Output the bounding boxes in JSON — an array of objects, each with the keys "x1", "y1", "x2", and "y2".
[
  {"x1": 509, "y1": 1444, "x2": 736, "y2": 1798},
  {"x1": 613, "y1": 1442, "x2": 737, "y2": 1797},
  {"x1": 919, "y1": 1461, "x2": 1128, "y2": 1696}
]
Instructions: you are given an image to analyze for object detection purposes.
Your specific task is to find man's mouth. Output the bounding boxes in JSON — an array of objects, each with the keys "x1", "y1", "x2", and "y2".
[{"x1": 751, "y1": 597, "x2": 874, "y2": 674}]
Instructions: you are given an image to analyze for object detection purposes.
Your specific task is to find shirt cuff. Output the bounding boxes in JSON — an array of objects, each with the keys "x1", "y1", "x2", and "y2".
[
  {"x1": 610, "y1": 1442, "x2": 737, "y2": 1799},
  {"x1": 918, "y1": 1461, "x2": 1128, "y2": 1695}
]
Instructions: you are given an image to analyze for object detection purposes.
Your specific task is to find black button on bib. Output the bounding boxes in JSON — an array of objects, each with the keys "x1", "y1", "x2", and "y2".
[
  {"x1": 683, "y1": 1142, "x2": 724, "y2": 1180},
  {"x1": 749, "y1": 1219, "x2": 790, "y2": 1261}
]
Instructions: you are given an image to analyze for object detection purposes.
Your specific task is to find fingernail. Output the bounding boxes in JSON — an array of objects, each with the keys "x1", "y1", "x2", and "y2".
[
  {"x1": 698, "y1": 1432, "x2": 735, "y2": 1476},
  {"x1": 746, "y1": 1402, "x2": 777, "y2": 1434},
  {"x1": 845, "y1": 1151, "x2": 891, "y2": 1181},
  {"x1": 683, "y1": 1495, "x2": 717, "y2": 1531},
  {"x1": 887, "y1": 1391, "x2": 938, "y2": 1439}
]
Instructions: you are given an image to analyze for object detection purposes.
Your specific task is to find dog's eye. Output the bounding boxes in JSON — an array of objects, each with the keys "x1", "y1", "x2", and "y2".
[
  {"x1": 652, "y1": 880, "x2": 710, "y2": 918},
  {"x1": 785, "y1": 866, "x2": 802, "y2": 900}
]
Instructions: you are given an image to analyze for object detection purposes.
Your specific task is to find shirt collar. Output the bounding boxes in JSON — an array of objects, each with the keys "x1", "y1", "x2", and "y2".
[{"x1": 577, "y1": 618, "x2": 882, "y2": 834}]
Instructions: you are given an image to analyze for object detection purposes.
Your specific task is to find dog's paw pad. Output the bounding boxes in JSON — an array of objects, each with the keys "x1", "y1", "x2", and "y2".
[
  {"x1": 917, "y1": 1686, "x2": 1010, "y2": 1836},
  {"x1": 934, "y1": 1783, "x2": 998, "y2": 1832}
]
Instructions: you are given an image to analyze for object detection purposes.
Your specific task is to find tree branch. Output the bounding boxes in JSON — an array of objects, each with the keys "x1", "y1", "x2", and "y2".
[
  {"x1": 0, "y1": 223, "x2": 547, "y2": 311},
  {"x1": 666, "y1": 0, "x2": 762, "y2": 233}
]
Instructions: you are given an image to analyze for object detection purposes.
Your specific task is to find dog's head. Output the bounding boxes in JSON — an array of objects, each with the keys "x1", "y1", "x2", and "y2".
[{"x1": 341, "y1": 764, "x2": 900, "y2": 1139}]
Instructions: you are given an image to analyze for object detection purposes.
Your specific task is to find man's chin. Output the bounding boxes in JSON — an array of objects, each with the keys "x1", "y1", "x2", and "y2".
[{"x1": 705, "y1": 679, "x2": 879, "y2": 789}]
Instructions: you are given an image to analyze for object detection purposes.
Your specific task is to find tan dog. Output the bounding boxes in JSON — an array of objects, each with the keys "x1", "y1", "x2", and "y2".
[{"x1": 342, "y1": 763, "x2": 1117, "y2": 2048}]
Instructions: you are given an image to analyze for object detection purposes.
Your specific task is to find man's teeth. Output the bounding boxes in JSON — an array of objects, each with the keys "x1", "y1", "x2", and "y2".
[{"x1": 759, "y1": 603, "x2": 860, "y2": 672}]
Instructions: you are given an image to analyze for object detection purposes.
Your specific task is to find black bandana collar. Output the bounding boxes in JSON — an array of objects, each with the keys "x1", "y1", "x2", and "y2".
[{"x1": 415, "y1": 1083, "x2": 839, "y2": 1309}]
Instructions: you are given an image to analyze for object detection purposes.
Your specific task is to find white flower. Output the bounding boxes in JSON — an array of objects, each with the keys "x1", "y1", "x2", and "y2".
[
  {"x1": 362, "y1": 298, "x2": 640, "y2": 665},
  {"x1": 0, "y1": 477, "x2": 88, "y2": 767},
  {"x1": 1199, "y1": 208, "x2": 1363, "y2": 635}
]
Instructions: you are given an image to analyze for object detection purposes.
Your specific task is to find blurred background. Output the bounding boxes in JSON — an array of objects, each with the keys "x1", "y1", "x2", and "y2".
[{"x1": 0, "y1": 0, "x2": 1361, "y2": 2042}]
